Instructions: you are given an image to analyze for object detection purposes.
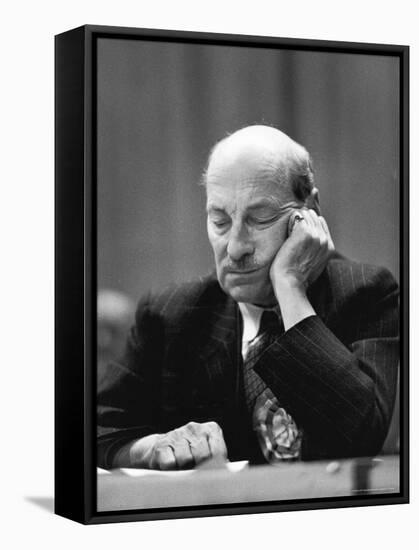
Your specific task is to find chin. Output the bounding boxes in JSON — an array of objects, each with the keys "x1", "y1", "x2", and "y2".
[{"x1": 223, "y1": 281, "x2": 275, "y2": 306}]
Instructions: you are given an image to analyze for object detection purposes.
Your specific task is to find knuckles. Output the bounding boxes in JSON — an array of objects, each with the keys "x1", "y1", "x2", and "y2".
[
  {"x1": 299, "y1": 226, "x2": 330, "y2": 251},
  {"x1": 185, "y1": 421, "x2": 200, "y2": 434},
  {"x1": 152, "y1": 446, "x2": 176, "y2": 470},
  {"x1": 151, "y1": 421, "x2": 223, "y2": 470},
  {"x1": 205, "y1": 421, "x2": 221, "y2": 433},
  {"x1": 154, "y1": 434, "x2": 173, "y2": 451},
  {"x1": 184, "y1": 420, "x2": 221, "y2": 436},
  {"x1": 299, "y1": 228, "x2": 321, "y2": 247}
]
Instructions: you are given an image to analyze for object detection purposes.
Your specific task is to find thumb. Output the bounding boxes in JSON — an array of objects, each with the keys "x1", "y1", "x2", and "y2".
[{"x1": 305, "y1": 187, "x2": 321, "y2": 215}]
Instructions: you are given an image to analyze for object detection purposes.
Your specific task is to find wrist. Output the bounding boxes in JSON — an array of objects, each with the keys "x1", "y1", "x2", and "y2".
[
  {"x1": 272, "y1": 278, "x2": 315, "y2": 332},
  {"x1": 113, "y1": 434, "x2": 159, "y2": 468},
  {"x1": 129, "y1": 434, "x2": 160, "y2": 467},
  {"x1": 273, "y1": 274, "x2": 307, "y2": 299}
]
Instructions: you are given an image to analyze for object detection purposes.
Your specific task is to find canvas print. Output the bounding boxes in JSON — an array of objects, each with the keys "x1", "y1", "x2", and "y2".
[{"x1": 94, "y1": 34, "x2": 402, "y2": 514}]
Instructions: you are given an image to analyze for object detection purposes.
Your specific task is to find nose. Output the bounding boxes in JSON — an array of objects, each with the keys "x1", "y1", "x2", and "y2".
[{"x1": 226, "y1": 223, "x2": 254, "y2": 262}]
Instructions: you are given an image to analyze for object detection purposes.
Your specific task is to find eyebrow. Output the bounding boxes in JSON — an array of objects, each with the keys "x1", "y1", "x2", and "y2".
[
  {"x1": 246, "y1": 200, "x2": 282, "y2": 212},
  {"x1": 206, "y1": 196, "x2": 298, "y2": 218},
  {"x1": 207, "y1": 198, "x2": 276, "y2": 209},
  {"x1": 206, "y1": 205, "x2": 227, "y2": 215}
]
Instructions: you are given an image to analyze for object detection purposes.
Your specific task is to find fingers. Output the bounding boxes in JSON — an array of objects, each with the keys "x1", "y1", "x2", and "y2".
[
  {"x1": 318, "y1": 215, "x2": 335, "y2": 252},
  {"x1": 172, "y1": 434, "x2": 194, "y2": 469},
  {"x1": 150, "y1": 421, "x2": 227, "y2": 470},
  {"x1": 272, "y1": 207, "x2": 334, "y2": 291},
  {"x1": 294, "y1": 209, "x2": 332, "y2": 248},
  {"x1": 184, "y1": 421, "x2": 227, "y2": 463},
  {"x1": 301, "y1": 208, "x2": 316, "y2": 229},
  {"x1": 305, "y1": 187, "x2": 322, "y2": 215},
  {"x1": 153, "y1": 445, "x2": 177, "y2": 470},
  {"x1": 188, "y1": 435, "x2": 211, "y2": 464},
  {"x1": 288, "y1": 210, "x2": 307, "y2": 234},
  {"x1": 306, "y1": 211, "x2": 334, "y2": 258},
  {"x1": 290, "y1": 208, "x2": 317, "y2": 232},
  {"x1": 205, "y1": 421, "x2": 228, "y2": 459},
  {"x1": 304, "y1": 209, "x2": 322, "y2": 233},
  {"x1": 153, "y1": 432, "x2": 194, "y2": 470}
]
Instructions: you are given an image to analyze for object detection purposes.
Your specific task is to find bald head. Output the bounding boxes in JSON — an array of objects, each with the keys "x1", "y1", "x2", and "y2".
[{"x1": 204, "y1": 125, "x2": 315, "y2": 204}]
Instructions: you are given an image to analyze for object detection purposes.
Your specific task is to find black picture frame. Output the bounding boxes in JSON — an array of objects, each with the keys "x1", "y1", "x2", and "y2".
[{"x1": 55, "y1": 24, "x2": 409, "y2": 524}]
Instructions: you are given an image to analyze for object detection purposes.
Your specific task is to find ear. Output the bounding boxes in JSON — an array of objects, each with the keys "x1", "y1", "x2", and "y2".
[{"x1": 305, "y1": 187, "x2": 321, "y2": 215}]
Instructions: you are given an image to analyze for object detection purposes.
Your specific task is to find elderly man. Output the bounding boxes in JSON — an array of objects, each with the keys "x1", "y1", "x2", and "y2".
[{"x1": 97, "y1": 125, "x2": 399, "y2": 470}]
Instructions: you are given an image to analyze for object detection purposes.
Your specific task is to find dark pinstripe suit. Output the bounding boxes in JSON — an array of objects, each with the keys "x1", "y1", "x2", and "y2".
[{"x1": 97, "y1": 255, "x2": 399, "y2": 468}]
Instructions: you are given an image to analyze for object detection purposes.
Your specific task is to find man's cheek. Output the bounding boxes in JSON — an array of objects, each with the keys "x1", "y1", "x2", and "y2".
[
  {"x1": 260, "y1": 239, "x2": 284, "y2": 270},
  {"x1": 270, "y1": 228, "x2": 288, "y2": 258}
]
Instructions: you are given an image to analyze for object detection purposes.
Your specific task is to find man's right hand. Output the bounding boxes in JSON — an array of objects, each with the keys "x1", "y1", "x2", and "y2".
[{"x1": 113, "y1": 421, "x2": 228, "y2": 470}]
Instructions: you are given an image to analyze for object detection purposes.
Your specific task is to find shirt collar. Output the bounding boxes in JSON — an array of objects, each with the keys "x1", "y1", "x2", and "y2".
[
  {"x1": 238, "y1": 302, "x2": 280, "y2": 358},
  {"x1": 238, "y1": 302, "x2": 281, "y2": 343},
  {"x1": 238, "y1": 302, "x2": 264, "y2": 344}
]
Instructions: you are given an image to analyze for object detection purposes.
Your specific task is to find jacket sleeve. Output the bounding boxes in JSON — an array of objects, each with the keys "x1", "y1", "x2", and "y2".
[
  {"x1": 97, "y1": 295, "x2": 163, "y2": 468},
  {"x1": 254, "y1": 267, "x2": 399, "y2": 460}
]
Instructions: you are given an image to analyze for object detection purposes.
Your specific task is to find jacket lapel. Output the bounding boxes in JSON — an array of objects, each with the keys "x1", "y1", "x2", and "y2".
[{"x1": 197, "y1": 295, "x2": 242, "y2": 399}]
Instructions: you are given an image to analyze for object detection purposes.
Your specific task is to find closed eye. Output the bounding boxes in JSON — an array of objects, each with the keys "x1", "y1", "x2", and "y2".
[
  {"x1": 209, "y1": 217, "x2": 231, "y2": 231},
  {"x1": 249, "y1": 216, "x2": 278, "y2": 227}
]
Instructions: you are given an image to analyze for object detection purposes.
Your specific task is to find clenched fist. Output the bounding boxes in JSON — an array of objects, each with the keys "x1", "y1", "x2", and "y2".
[{"x1": 116, "y1": 421, "x2": 228, "y2": 470}]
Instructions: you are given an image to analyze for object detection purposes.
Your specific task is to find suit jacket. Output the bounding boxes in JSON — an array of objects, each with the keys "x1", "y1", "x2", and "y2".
[{"x1": 97, "y1": 255, "x2": 399, "y2": 468}]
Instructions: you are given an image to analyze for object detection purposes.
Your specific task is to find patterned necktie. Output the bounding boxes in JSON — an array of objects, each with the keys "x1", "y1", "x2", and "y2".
[
  {"x1": 243, "y1": 310, "x2": 281, "y2": 411},
  {"x1": 242, "y1": 310, "x2": 302, "y2": 461}
]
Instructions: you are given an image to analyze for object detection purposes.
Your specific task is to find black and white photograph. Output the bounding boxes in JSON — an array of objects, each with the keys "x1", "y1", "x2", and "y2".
[
  {"x1": 4, "y1": 0, "x2": 418, "y2": 546},
  {"x1": 87, "y1": 27, "x2": 407, "y2": 518}
]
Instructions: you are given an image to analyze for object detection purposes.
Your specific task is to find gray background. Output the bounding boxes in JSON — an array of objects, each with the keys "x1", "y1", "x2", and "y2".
[{"x1": 97, "y1": 39, "x2": 400, "y2": 301}]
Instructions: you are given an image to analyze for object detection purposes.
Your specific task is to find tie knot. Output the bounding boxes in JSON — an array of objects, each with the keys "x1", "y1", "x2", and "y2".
[{"x1": 258, "y1": 310, "x2": 281, "y2": 337}]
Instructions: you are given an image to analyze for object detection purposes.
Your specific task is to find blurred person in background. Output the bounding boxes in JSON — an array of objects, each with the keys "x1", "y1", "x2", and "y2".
[
  {"x1": 97, "y1": 125, "x2": 399, "y2": 470},
  {"x1": 97, "y1": 289, "x2": 134, "y2": 373}
]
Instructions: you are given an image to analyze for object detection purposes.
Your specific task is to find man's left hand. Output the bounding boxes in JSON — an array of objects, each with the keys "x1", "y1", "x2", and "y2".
[
  {"x1": 270, "y1": 208, "x2": 335, "y2": 294},
  {"x1": 269, "y1": 209, "x2": 334, "y2": 331}
]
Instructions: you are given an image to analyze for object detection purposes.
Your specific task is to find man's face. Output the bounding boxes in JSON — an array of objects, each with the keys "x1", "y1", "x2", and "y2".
[{"x1": 206, "y1": 152, "x2": 297, "y2": 306}]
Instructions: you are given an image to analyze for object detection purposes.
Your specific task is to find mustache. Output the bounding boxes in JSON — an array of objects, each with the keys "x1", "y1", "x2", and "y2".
[{"x1": 223, "y1": 259, "x2": 262, "y2": 272}]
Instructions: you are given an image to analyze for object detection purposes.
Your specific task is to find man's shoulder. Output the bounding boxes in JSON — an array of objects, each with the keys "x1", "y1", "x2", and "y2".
[
  {"x1": 317, "y1": 254, "x2": 399, "y2": 315},
  {"x1": 134, "y1": 273, "x2": 227, "y2": 326},
  {"x1": 326, "y1": 255, "x2": 398, "y2": 293}
]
